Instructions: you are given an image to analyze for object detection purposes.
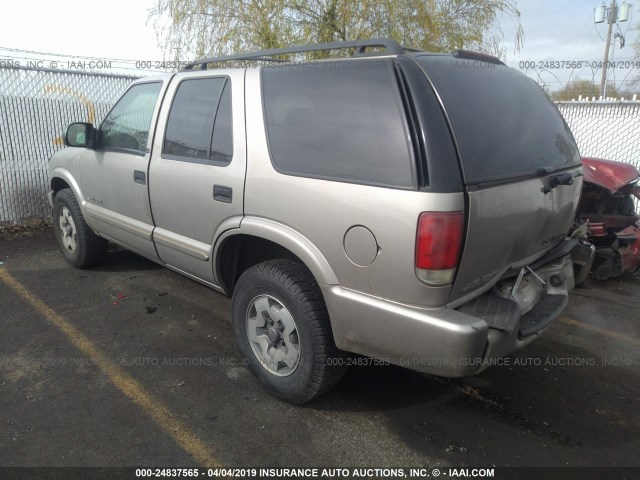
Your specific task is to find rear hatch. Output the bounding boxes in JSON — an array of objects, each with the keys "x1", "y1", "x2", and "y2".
[{"x1": 415, "y1": 54, "x2": 583, "y2": 303}]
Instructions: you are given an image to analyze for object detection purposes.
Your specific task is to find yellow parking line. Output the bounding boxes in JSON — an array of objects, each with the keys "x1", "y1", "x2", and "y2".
[
  {"x1": 559, "y1": 316, "x2": 640, "y2": 347},
  {"x1": 0, "y1": 268, "x2": 219, "y2": 467}
]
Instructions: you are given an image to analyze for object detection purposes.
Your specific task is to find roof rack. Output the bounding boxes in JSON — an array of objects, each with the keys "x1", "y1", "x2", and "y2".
[{"x1": 182, "y1": 38, "x2": 409, "y2": 70}]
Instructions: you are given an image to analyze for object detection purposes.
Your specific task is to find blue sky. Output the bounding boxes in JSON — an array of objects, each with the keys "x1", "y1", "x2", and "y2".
[
  {"x1": 0, "y1": 0, "x2": 638, "y2": 92},
  {"x1": 499, "y1": 0, "x2": 638, "y2": 93}
]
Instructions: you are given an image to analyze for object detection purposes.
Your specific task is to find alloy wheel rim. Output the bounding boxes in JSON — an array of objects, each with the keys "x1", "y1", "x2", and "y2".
[
  {"x1": 58, "y1": 206, "x2": 77, "y2": 253},
  {"x1": 245, "y1": 294, "x2": 301, "y2": 376}
]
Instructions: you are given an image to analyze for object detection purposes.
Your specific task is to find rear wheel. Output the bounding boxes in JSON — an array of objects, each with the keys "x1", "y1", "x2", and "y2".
[
  {"x1": 231, "y1": 259, "x2": 347, "y2": 404},
  {"x1": 53, "y1": 189, "x2": 108, "y2": 268}
]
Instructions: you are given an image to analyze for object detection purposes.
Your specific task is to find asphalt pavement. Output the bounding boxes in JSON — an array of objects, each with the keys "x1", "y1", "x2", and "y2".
[{"x1": 1, "y1": 228, "x2": 639, "y2": 470}]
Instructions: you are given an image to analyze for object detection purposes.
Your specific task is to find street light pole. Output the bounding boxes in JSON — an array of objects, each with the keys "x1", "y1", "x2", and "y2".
[{"x1": 599, "y1": 0, "x2": 616, "y2": 98}]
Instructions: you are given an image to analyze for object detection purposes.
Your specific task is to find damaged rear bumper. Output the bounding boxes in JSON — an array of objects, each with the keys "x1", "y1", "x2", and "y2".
[
  {"x1": 457, "y1": 239, "x2": 592, "y2": 373},
  {"x1": 322, "y1": 239, "x2": 593, "y2": 378}
]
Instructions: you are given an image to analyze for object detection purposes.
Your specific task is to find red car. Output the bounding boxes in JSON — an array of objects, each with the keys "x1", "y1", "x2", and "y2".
[{"x1": 577, "y1": 157, "x2": 640, "y2": 280}]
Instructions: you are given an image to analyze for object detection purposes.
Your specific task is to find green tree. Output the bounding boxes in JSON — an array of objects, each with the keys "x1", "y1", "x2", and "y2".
[{"x1": 149, "y1": 0, "x2": 524, "y2": 60}]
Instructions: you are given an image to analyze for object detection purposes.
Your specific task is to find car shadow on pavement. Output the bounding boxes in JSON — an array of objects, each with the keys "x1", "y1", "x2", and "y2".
[
  {"x1": 92, "y1": 248, "x2": 164, "y2": 273},
  {"x1": 309, "y1": 338, "x2": 640, "y2": 466}
]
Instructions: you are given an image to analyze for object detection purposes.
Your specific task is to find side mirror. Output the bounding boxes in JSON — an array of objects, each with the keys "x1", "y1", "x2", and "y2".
[{"x1": 64, "y1": 123, "x2": 96, "y2": 148}]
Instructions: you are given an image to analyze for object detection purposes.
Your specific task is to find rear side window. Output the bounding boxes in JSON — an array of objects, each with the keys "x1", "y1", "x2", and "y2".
[
  {"x1": 163, "y1": 77, "x2": 233, "y2": 164},
  {"x1": 417, "y1": 56, "x2": 580, "y2": 184},
  {"x1": 262, "y1": 60, "x2": 415, "y2": 188}
]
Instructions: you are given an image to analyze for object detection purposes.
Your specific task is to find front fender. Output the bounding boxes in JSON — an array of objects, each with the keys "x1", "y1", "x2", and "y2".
[
  {"x1": 49, "y1": 167, "x2": 86, "y2": 207},
  {"x1": 48, "y1": 146, "x2": 88, "y2": 209}
]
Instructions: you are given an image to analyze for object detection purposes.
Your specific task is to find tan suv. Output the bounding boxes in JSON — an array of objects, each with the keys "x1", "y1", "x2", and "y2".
[{"x1": 48, "y1": 39, "x2": 592, "y2": 403}]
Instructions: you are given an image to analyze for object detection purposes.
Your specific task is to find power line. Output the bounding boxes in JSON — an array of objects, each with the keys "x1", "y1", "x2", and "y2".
[
  {"x1": 0, "y1": 46, "x2": 144, "y2": 64},
  {"x1": 0, "y1": 46, "x2": 177, "y2": 75}
]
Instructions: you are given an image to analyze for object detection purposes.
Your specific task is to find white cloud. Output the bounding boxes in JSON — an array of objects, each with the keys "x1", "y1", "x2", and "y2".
[{"x1": 0, "y1": 0, "x2": 163, "y2": 62}]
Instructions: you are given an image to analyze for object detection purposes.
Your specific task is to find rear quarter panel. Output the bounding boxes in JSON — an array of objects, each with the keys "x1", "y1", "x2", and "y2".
[{"x1": 243, "y1": 67, "x2": 463, "y2": 307}]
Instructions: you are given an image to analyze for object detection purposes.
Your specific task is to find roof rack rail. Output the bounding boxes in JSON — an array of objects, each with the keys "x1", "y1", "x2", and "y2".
[{"x1": 183, "y1": 38, "x2": 409, "y2": 70}]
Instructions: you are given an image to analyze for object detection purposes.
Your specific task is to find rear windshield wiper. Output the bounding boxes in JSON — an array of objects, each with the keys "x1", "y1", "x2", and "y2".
[{"x1": 542, "y1": 171, "x2": 576, "y2": 194}]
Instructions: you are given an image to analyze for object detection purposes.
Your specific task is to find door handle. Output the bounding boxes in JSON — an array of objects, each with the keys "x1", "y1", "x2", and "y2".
[
  {"x1": 133, "y1": 170, "x2": 146, "y2": 185},
  {"x1": 213, "y1": 185, "x2": 232, "y2": 203}
]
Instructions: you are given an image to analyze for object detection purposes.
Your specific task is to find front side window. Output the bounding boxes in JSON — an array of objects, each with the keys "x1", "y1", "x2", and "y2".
[
  {"x1": 163, "y1": 77, "x2": 233, "y2": 164},
  {"x1": 99, "y1": 82, "x2": 162, "y2": 154}
]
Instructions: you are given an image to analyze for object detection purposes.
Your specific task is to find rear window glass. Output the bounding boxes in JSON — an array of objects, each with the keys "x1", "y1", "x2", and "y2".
[
  {"x1": 417, "y1": 56, "x2": 580, "y2": 184},
  {"x1": 262, "y1": 60, "x2": 415, "y2": 188}
]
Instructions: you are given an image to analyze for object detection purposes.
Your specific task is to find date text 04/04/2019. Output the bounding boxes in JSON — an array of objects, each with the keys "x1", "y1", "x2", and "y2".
[
  {"x1": 135, "y1": 468, "x2": 496, "y2": 478},
  {"x1": 136, "y1": 468, "x2": 403, "y2": 478},
  {"x1": 136, "y1": 468, "x2": 425, "y2": 478},
  {"x1": 519, "y1": 60, "x2": 640, "y2": 70}
]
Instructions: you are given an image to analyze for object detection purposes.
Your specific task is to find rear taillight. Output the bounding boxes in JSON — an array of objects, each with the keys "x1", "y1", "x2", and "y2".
[{"x1": 415, "y1": 211, "x2": 464, "y2": 286}]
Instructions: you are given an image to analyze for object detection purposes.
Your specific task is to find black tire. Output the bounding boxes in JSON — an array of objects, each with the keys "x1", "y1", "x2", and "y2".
[
  {"x1": 232, "y1": 259, "x2": 347, "y2": 404},
  {"x1": 53, "y1": 189, "x2": 108, "y2": 268}
]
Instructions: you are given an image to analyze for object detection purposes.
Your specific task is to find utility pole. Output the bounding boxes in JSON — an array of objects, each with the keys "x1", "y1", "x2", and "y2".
[
  {"x1": 599, "y1": 0, "x2": 616, "y2": 98},
  {"x1": 595, "y1": 1, "x2": 631, "y2": 98}
]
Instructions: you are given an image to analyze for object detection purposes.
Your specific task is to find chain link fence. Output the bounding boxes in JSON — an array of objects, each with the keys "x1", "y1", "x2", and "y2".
[
  {"x1": 1, "y1": 66, "x2": 137, "y2": 223},
  {"x1": 556, "y1": 101, "x2": 640, "y2": 170},
  {"x1": 1, "y1": 66, "x2": 640, "y2": 223}
]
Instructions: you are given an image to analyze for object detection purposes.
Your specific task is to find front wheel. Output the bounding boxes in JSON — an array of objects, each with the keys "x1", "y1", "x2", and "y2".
[
  {"x1": 53, "y1": 189, "x2": 108, "y2": 268},
  {"x1": 231, "y1": 259, "x2": 347, "y2": 404}
]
